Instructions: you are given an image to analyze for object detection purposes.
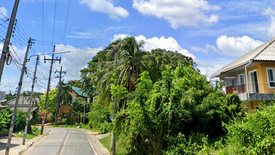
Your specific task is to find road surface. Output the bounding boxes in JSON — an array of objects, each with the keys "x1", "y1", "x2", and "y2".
[{"x1": 24, "y1": 128, "x2": 96, "y2": 155}]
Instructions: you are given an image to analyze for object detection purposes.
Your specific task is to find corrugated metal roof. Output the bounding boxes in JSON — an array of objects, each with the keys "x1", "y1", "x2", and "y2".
[
  {"x1": 211, "y1": 37, "x2": 275, "y2": 78},
  {"x1": 71, "y1": 86, "x2": 88, "y2": 98}
]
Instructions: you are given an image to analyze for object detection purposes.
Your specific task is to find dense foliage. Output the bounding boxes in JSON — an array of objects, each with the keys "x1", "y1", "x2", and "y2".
[
  {"x1": 113, "y1": 65, "x2": 242, "y2": 154},
  {"x1": 0, "y1": 108, "x2": 12, "y2": 131},
  {"x1": 82, "y1": 36, "x2": 247, "y2": 154},
  {"x1": 81, "y1": 36, "x2": 197, "y2": 111},
  {"x1": 39, "y1": 88, "x2": 58, "y2": 114},
  {"x1": 216, "y1": 104, "x2": 275, "y2": 154},
  {"x1": 88, "y1": 97, "x2": 110, "y2": 129},
  {"x1": 0, "y1": 108, "x2": 29, "y2": 133}
]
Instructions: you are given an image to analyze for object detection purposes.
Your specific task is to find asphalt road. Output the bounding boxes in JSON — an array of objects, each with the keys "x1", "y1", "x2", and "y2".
[{"x1": 24, "y1": 128, "x2": 96, "y2": 155}]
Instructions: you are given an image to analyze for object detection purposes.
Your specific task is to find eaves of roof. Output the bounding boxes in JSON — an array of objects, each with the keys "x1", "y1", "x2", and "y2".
[{"x1": 211, "y1": 37, "x2": 275, "y2": 78}]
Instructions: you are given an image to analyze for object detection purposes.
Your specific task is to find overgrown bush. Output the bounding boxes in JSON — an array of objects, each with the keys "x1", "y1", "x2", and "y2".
[
  {"x1": 66, "y1": 110, "x2": 80, "y2": 125},
  {"x1": 99, "y1": 121, "x2": 110, "y2": 134},
  {"x1": 0, "y1": 108, "x2": 12, "y2": 131},
  {"x1": 113, "y1": 65, "x2": 242, "y2": 154},
  {"x1": 14, "y1": 110, "x2": 27, "y2": 132},
  {"x1": 220, "y1": 104, "x2": 275, "y2": 154},
  {"x1": 163, "y1": 133, "x2": 208, "y2": 155},
  {"x1": 88, "y1": 97, "x2": 110, "y2": 129}
]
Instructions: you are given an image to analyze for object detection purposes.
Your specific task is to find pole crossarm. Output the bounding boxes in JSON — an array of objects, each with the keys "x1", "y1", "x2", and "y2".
[
  {"x1": 44, "y1": 57, "x2": 61, "y2": 63},
  {"x1": 41, "y1": 45, "x2": 63, "y2": 135}
]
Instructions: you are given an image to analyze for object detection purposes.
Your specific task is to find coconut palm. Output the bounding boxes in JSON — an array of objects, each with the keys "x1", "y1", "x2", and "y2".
[{"x1": 59, "y1": 86, "x2": 73, "y2": 116}]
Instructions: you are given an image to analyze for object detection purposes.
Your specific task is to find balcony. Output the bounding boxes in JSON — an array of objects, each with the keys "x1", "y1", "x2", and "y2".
[{"x1": 225, "y1": 83, "x2": 274, "y2": 101}]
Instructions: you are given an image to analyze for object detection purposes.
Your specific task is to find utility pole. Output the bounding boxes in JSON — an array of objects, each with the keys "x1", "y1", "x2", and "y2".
[
  {"x1": 41, "y1": 45, "x2": 61, "y2": 135},
  {"x1": 55, "y1": 66, "x2": 66, "y2": 123},
  {"x1": 22, "y1": 55, "x2": 39, "y2": 145},
  {"x1": 5, "y1": 38, "x2": 32, "y2": 155},
  {"x1": 111, "y1": 47, "x2": 117, "y2": 155},
  {"x1": 0, "y1": 0, "x2": 20, "y2": 84}
]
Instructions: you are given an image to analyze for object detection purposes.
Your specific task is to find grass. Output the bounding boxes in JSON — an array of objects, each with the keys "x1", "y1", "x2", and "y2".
[
  {"x1": 99, "y1": 133, "x2": 127, "y2": 154},
  {"x1": 16, "y1": 127, "x2": 41, "y2": 140},
  {"x1": 99, "y1": 134, "x2": 111, "y2": 153}
]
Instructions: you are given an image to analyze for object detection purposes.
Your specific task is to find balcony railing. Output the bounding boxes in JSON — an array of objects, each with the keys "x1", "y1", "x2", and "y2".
[
  {"x1": 225, "y1": 83, "x2": 275, "y2": 101},
  {"x1": 225, "y1": 84, "x2": 246, "y2": 94}
]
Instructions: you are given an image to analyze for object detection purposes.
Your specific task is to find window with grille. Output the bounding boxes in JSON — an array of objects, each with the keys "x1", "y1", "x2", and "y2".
[{"x1": 266, "y1": 67, "x2": 275, "y2": 88}]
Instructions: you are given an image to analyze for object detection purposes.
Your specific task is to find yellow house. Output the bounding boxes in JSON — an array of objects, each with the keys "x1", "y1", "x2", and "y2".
[{"x1": 211, "y1": 38, "x2": 275, "y2": 111}]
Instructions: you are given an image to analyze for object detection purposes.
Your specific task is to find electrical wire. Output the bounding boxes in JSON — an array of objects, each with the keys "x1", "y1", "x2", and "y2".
[
  {"x1": 61, "y1": 0, "x2": 71, "y2": 47},
  {"x1": 52, "y1": 0, "x2": 57, "y2": 45},
  {"x1": 42, "y1": 0, "x2": 45, "y2": 53}
]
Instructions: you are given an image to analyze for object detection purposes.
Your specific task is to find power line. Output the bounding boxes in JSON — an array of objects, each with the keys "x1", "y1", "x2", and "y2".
[
  {"x1": 42, "y1": 0, "x2": 45, "y2": 53},
  {"x1": 62, "y1": 0, "x2": 71, "y2": 45},
  {"x1": 52, "y1": 0, "x2": 57, "y2": 44}
]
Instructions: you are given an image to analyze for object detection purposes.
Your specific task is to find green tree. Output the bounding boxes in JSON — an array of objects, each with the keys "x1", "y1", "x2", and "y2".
[
  {"x1": 72, "y1": 97, "x2": 89, "y2": 113},
  {"x1": 114, "y1": 64, "x2": 242, "y2": 154},
  {"x1": 39, "y1": 88, "x2": 58, "y2": 114},
  {"x1": 5, "y1": 91, "x2": 16, "y2": 102},
  {"x1": 68, "y1": 80, "x2": 82, "y2": 88},
  {"x1": 59, "y1": 86, "x2": 73, "y2": 116},
  {"x1": 0, "y1": 108, "x2": 12, "y2": 131}
]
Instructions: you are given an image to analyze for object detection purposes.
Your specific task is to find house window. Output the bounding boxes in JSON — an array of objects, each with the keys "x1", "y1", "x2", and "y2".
[
  {"x1": 239, "y1": 74, "x2": 245, "y2": 85},
  {"x1": 267, "y1": 67, "x2": 275, "y2": 88},
  {"x1": 238, "y1": 73, "x2": 246, "y2": 93},
  {"x1": 249, "y1": 69, "x2": 259, "y2": 93}
]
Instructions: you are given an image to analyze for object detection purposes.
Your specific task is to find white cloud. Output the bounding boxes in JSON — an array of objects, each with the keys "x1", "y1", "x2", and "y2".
[
  {"x1": 191, "y1": 46, "x2": 208, "y2": 54},
  {"x1": 262, "y1": 7, "x2": 275, "y2": 16},
  {"x1": 191, "y1": 44, "x2": 219, "y2": 54},
  {"x1": 112, "y1": 34, "x2": 218, "y2": 78},
  {"x1": 80, "y1": 0, "x2": 129, "y2": 20},
  {"x1": 0, "y1": 7, "x2": 8, "y2": 19},
  {"x1": 132, "y1": 0, "x2": 220, "y2": 29},
  {"x1": 0, "y1": 43, "x2": 102, "y2": 93},
  {"x1": 216, "y1": 35, "x2": 263, "y2": 57},
  {"x1": 53, "y1": 44, "x2": 102, "y2": 82},
  {"x1": 262, "y1": 8, "x2": 275, "y2": 38},
  {"x1": 113, "y1": 34, "x2": 195, "y2": 58}
]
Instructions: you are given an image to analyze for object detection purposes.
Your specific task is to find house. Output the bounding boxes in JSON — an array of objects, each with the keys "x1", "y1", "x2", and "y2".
[
  {"x1": 58, "y1": 86, "x2": 88, "y2": 115},
  {"x1": 211, "y1": 37, "x2": 275, "y2": 111},
  {"x1": 3, "y1": 96, "x2": 39, "y2": 113},
  {"x1": 69, "y1": 86, "x2": 88, "y2": 102}
]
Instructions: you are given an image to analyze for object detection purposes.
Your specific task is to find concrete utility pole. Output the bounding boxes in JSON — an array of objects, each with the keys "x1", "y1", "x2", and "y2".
[
  {"x1": 22, "y1": 55, "x2": 39, "y2": 145},
  {"x1": 111, "y1": 47, "x2": 117, "y2": 155},
  {"x1": 5, "y1": 38, "x2": 32, "y2": 155},
  {"x1": 41, "y1": 45, "x2": 61, "y2": 135},
  {"x1": 55, "y1": 66, "x2": 66, "y2": 123},
  {"x1": 0, "y1": 0, "x2": 20, "y2": 84}
]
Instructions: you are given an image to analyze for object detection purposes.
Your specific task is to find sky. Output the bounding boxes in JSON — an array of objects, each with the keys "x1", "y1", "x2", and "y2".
[{"x1": 0, "y1": 0, "x2": 275, "y2": 94}]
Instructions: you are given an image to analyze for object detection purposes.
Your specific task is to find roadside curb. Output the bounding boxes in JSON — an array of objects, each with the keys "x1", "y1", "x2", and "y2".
[
  {"x1": 84, "y1": 129, "x2": 110, "y2": 155},
  {"x1": 19, "y1": 129, "x2": 52, "y2": 155}
]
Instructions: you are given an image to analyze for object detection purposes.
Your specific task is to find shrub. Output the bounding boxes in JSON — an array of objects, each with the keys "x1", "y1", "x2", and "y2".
[
  {"x1": 164, "y1": 133, "x2": 208, "y2": 155},
  {"x1": 99, "y1": 121, "x2": 110, "y2": 134},
  {"x1": 88, "y1": 97, "x2": 110, "y2": 129},
  {"x1": 0, "y1": 108, "x2": 12, "y2": 131},
  {"x1": 14, "y1": 110, "x2": 27, "y2": 132},
  {"x1": 222, "y1": 104, "x2": 275, "y2": 154}
]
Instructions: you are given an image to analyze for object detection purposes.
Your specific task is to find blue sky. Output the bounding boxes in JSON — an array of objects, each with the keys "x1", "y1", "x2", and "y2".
[{"x1": 0, "y1": 0, "x2": 275, "y2": 93}]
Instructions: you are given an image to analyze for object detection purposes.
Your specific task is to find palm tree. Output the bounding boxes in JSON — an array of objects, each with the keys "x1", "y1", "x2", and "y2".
[
  {"x1": 143, "y1": 49, "x2": 197, "y2": 83},
  {"x1": 59, "y1": 86, "x2": 73, "y2": 116}
]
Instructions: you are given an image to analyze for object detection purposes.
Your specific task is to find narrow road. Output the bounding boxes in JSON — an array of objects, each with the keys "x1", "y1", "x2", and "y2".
[{"x1": 24, "y1": 128, "x2": 96, "y2": 155}]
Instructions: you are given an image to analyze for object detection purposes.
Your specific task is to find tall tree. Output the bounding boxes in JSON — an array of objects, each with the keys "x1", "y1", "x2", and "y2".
[{"x1": 59, "y1": 86, "x2": 73, "y2": 116}]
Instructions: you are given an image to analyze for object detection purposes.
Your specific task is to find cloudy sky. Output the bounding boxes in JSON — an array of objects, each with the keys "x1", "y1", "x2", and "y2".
[{"x1": 0, "y1": 0, "x2": 275, "y2": 93}]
